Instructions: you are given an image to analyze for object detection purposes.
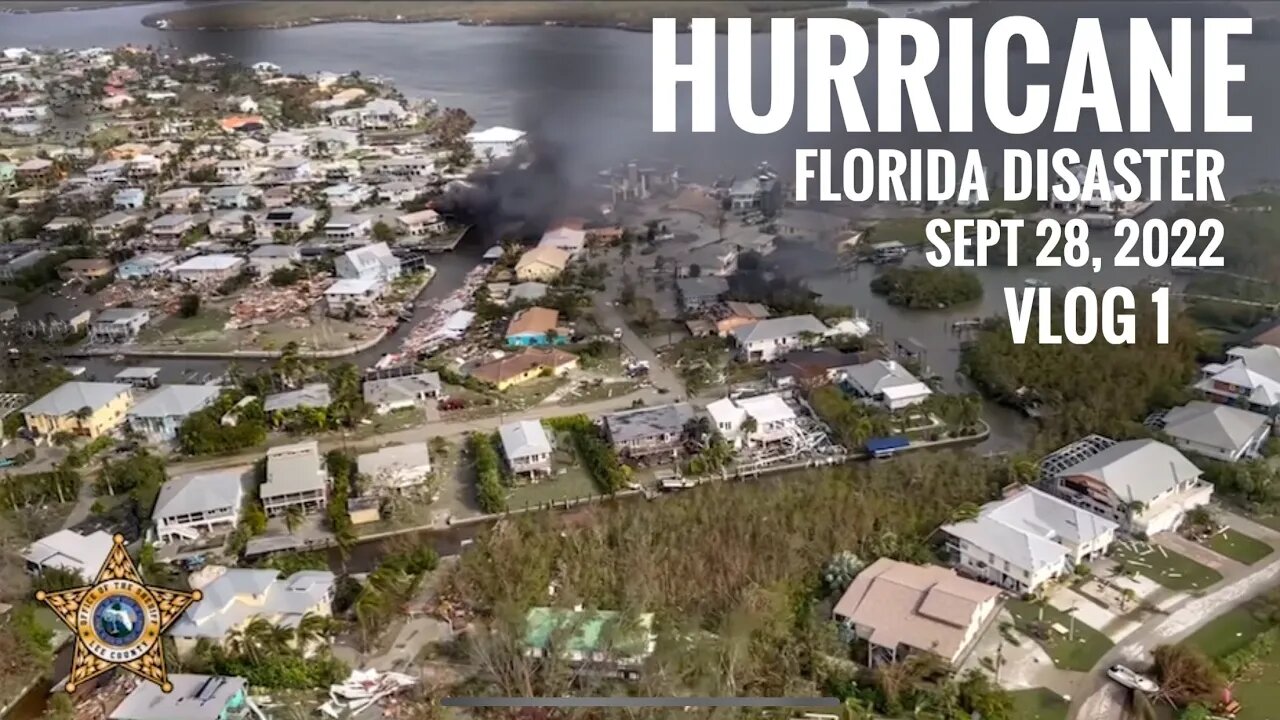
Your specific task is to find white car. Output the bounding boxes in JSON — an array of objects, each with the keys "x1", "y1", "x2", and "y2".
[{"x1": 1107, "y1": 664, "x2": 1160, "y2": 694}]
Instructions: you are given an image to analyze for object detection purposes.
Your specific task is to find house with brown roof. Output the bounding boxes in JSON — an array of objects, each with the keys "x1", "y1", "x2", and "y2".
[
  {"x1": 469, "y1": 348, "x2": 578, "y2": 391},
  {"x1": 832, "y1": 558, "x2": 1001, "y2": 667},
  {"x1": 712, "y1": 301, "x2": 771, "y2": 337},
  {"x1": 505, "y1": 307, "x2": 570, "y2": 347},
  {"x1": 58, "y1": 258, "x2": 114, "y2": 283}
]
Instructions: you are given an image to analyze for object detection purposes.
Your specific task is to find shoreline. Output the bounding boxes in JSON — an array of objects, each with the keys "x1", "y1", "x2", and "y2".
[{"x1": 138, "y1": 2, "x2": 889, "y2": 34}]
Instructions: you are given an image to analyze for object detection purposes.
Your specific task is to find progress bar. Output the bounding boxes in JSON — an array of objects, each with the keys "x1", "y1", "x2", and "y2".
[{"x1": 442, "y1": 697, "x2": 841, "y2": 708}]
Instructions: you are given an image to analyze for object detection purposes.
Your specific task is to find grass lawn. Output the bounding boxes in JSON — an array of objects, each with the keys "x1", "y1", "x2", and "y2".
[
  {"x1": 136, "y1": 309, "x2": 231, "y2": 343},
  {"x1": 1008, "y1": 688, "x2": 1070, "y2": 720},
  {"x1": 1006, "y1": 599, "x2": 1114, "y2": 672},
  {"x1": 505, "y1": 466, "x2": 597, "y2": 509},
  {"x1": 1185, "y1": 601, "x2": 1280, "y2": 720},
  {"x1": 1205, "y1": 528, "x2": 1275, "y2": 566},
  {"x1": 1110, "y1": 541, "x2": 1223, "y2": 592}
]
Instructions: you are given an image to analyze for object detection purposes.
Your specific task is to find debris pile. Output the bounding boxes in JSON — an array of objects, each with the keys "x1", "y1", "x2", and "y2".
[
  {"x1": 319, "y1": 669, "x2": 417, "y2": 719},
  {"x1": 386, "y1": 263, "x2": 488, "y2": 362},
  {"x1": 227, "y1": 277, "x2": 329, "y2": 329}
]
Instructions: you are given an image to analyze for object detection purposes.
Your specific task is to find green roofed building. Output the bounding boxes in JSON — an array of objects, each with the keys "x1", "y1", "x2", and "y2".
[{"x1": 523, "y1": 606, "x2": 655, "y2": 678}]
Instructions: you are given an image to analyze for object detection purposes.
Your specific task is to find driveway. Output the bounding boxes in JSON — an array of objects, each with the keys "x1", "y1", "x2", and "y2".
[{"x1": 1071, "y1": 515, "x2": 1280, "y2": 720}]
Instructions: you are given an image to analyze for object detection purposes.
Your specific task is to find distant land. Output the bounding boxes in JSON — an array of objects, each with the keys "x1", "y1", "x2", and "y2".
[
  {"x1": 0, "y1": 0, "x2": 156, "y2": 12},
  {"x1": 140, "y1": 1, "x2": 887, "y2": 33}
]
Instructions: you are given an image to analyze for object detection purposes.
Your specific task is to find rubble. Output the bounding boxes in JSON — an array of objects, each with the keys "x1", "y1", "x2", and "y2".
[{"x1": 319, "y1": 669, "x2": 417, "y2": 718}]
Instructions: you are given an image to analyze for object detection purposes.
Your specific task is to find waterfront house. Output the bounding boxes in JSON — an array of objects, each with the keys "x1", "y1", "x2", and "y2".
[
  {"x1": 23, "y1": 382, "x2": 133, "y2": 439},
  {"x1": 22, "y1": 529, "x2": 113, "y2": 579},
  {"x1": 397, "y1": 209, "x2": 444, "y2": 236},
  {"x1": 357, "y1": 443, "x2": 432, "y2": 494},
  {"x1": 215, "y1": 159, "x2": 254, "y2": 184},
  {"x1": 835, "y1": 359, "x2": 933, "y2": 410},
  {"x1": 832, "y1": 558, "x2": 1000, "y2": 667},
  {"x1": 336, "y1": 242, "x2": 400, "y2": 283},
  {"x1": 1157, "y1": 401, "x2": 1271, "y2": 463},
  {"x1": 308, "y1": 127, "x2": 360, "y2": 157},
  {"x1": 1040, "y1": 435, "x2": 1212, "y2": 535},
  {"x1": 110, "y1": 675, "x2": 252, "y2": 720},
  {"x1": 172, "y1": 255, "x2": 245, "y2": 284},
  {"x1": 169, "y1": 568, "x2": 335, "y2": 654},
  {"x1": 467, "y1": 125, "x2": 526, "y2": 159},
  {"x1": 128, "y1": 384, "x2": 222, "y2": 443},
  {"x1": 515, "y1": 247, "x2": 569, "y2": 282},
  {"x1": 705, "y1": 392, "x2": 798, "y2": 448},
  {"x1": 500, "y1": 420, "x2": 553, "y2": 477},
  {"x1": 505, "y1": 307, "x2": 569, "y2": 347},
  {"x1": 329, "y1": 98, "x2": 413, "y2": 129},
  {"x1": 259, "y1": 441, "x2": 327, "y2": 517},
  {"x1": 523, "y1": 606, "x2": 654, "y2": 679},
  {"x1": 730, "y1": 315, "x2": 828, "y2": 362},
  {"x1": 603, "y1": 402, "x2": 696, "y2": 461},
  {"x1": 469, "y1": 348, "x2": 578, "y2": 391},
  {"x1": 153, "y1": 468, "x2": 247, "y2": 543},
  {"x1": 942, "y1": 486, "x2": 1117, "y2": 595},
  {"x1": 324, "y1": 277, "x2": 382, "y2": 316},
  {"x1": 88, "y1": 304, "x2": 148, "y2": 345},
  {"x1": 508, "y1": 282, "x2": 549, "y2": 304},
  {"x1": 117, "y1": 252, "x2": 176, "y2": 280},
  {"x1": 362, "y1": 371, "x2": 441, "y2": 415}
]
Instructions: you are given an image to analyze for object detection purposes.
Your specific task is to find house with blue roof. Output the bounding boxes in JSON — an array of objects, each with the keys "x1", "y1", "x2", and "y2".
[
  {"x1": 117, "y1": 252, "x2": 176, "y2": 280},
  {"x1": 127, "y1": 384, "x2": 222, "y2": 442}
]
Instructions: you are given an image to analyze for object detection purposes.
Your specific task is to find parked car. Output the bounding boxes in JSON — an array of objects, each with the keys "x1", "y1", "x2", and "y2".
[{"x1": 1106, "y1": 665, "x2": 1159, "y2": 694}]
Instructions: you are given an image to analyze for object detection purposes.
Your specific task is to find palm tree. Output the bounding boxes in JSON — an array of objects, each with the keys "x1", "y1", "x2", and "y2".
[
  {"x1": 74, "y1": 405, "x2": 94, "y2": 431},
  {"x1": 949, "y1": 502, "x2": 981, "y2": 523},
  {"x1": 294, "y1": 611, "x2": 332, "y2": 651},
  {"x1": 739, "y1": 415, "x2": 758, "y2": 440},
  {"x1": 284, "y1": 505, "x2": 304, "y2": 535}
]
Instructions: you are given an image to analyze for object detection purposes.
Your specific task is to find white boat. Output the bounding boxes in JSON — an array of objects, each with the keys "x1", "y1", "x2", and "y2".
[
  {"x1": 1024, "y1": 278, "x2": 1050, "y2": 288},
  {"x1": 1106, "y1": 664, "x2": 1159, "y2": 694}
]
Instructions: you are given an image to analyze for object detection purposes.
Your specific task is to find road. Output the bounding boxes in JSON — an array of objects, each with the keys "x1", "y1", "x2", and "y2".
[
  {"x1": 1071, "y1": 510, "x2": 1280, "y2": 720},
  {"x1": 166, "y1": 386, "x2": 674, "y2": 476}
]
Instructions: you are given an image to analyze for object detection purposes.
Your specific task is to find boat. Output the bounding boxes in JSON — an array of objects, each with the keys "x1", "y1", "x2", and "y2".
[{"x1": 1024, "y1": 278, "x2": 1050, "y2": 288}]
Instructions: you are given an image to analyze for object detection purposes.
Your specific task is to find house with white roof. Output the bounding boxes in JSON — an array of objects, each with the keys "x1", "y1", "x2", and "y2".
[
  {"x1": 153, "y1": 468, "x2": 247, "y2": 543},
  {"x1": 329, "y1": 98, "x2": 414, "y2": 130},
  {"x1": 208, "y1": 211, "x2": 250, "y2": 238},
  {"x1": 265, "y1": 131, "x2": 308, "y2": 157},
  {"x1": 169, "y1": 568, "x2": 335, "y2": 654},
  {"x1": 836, "y1": 359, "x2": 933, "y2": 410},
  {"x1": 499, "y1": 419, "x2": 553, "y2": 477},
  {"x1": 149, "y1": 213, "x2": 197, "y2": 243},
  {"x1": 324, "y1": 213, "x2": 372, "y2": 240},
  {"x1": 1195, "y1": 344, "x2": 1280, "y2": 416},
  {"x1": 321, "y1": 182, "x2": 372, "y2": 209},
  {"x1": 362, "y1": 371, "x2": 441, "y2": 414},
  {"x1": 1158, "y1": 401, "x2": 1271, "y2": 463},
  {"x1": 942, "y1": 486, "x2": 1117, "y2": 595},
  {"x1": 172, "y1": 254, "x2": 245, "y2": 284},
  {"x1": 22, "y1": 529, "x2": 114, "y2": 579},
  {"x1": 730, "y1": 315, "x2": 828, "y2": 362},
  {"x1": 206, "y1": 185, "x2": 261, "y2": 210},
  {"x1": 248, "y1": 244, "x2": 300, "y2": 275},
  {"x1": 117, "y1": 252, "x2": 176, "y2": 280},
  {"x1": 705, "y1": 392, "x2": 799, "y2": 448},
  {"x1": 260, "y1": 441, "x2": 327, "y2": 517},
  {"x1": 110, "y1": 675, "x2": 251, "y2": 720},
  {"x1": 1040, "y1": 435, "x2": 1212, "y2": 535},
  {"x1": 155, "y1": 186, "x2": 202, "y2": 211},
  {"x1": 336, "y1": 242, "x2": 400, "y2": 283},
  {"x1": 537, "y1": 225, "x2": 587, "y2": 258},
  {"x1": 324, "y1": 277, "x2": 382, "y2": 316},
  {"x1": 467, "y1": 126, "x2": 526, "y2": 160},
  {"x1": 266, "y1": 156, "x2": 312, "y2": 184},
  {"x1": 357, "y1": 443, "x2": 432, "y2": 494},
  {"x1": 397, "y1": 209, "x2": 444, "y2": 237},
  {"x1": 127, "y1": 384, "x2": 222, "y2": 442}
]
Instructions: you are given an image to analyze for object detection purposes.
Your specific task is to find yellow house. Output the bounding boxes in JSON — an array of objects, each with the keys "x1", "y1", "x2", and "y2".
[
  {"x1": 470, "y1": 348, "x2": 578, "y2": 391},
  {"x1": 23, "y1": 382, "x2": 134, "y2": 439},
  {"x1": 515, "y1": 247, "x2": 570, "y2": 282}
]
